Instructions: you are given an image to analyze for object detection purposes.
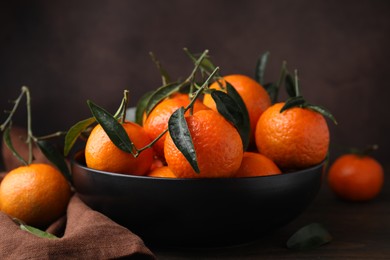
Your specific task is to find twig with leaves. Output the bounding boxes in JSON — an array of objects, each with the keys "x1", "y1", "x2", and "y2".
[{"x1": 1, "y1": 86, "x2": 71, "y2": 182}]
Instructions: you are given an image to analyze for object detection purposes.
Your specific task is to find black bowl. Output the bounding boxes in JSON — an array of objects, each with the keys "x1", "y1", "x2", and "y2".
[{"x1": 72, "y1": 151, "x2": 324, "y2": 248}]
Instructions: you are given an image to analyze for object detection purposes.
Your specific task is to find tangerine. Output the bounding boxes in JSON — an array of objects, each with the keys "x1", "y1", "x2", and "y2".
[
  {"x1": 147, "y1": 166, "x2": 176, "y2": 178},
  {"x1": 203, "y1": 74, "x2": 271, "y2": 145},
  {"x1": 164, "y1": 109, "x2": 243, "y2": 178},
  {"x1": 255, "y1": 102, "x2": 329, "y2": 170},
  {"x1": 235, "y1": 152, "x2": 281, "y2": 177},
  {"x1": 85, "y1": 121, "x2": 154, "y2": 175},
  {"x1": 143, "y1": 93, "x2": 208, "y2": 159},
  {"x1": 327, "y1": 154, "x2": 384, "y2": 201},
  {"x1": 0, "y1": 163, "x2": 71, "y2": 228}
]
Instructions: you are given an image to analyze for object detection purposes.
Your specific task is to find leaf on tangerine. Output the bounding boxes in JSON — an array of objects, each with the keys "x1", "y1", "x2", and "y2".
[
  {"x1": 280, "y1": 96, "x2": 306, "y2": 113},
  {"x1": 87, "y1": 100, "x2": 135, "y2": 155},
  {"x1": 285, "y1": 72, "x2": 297, "y2": 98},
  {"x1": 287, "y1": 223, "x2": 332, "y2": 250},
  {"x1": 145, "y1": 82, "x2": 181, "y2": 116},
  {"x1": 306, "y1": 104, "x2": 338, "y2": 125},
  {"x1": 37, "y1": 140, "x2": 72, "y2": 183},
  {"x1": 135, "y1": 91, "x2": 154, "y2": 125},
  {"x1": 255, "y1": 51, "x2": 270, "y2": 85},
  {"x1": 2, "y1": 125, "x2": 28, "y2": 166},
  {"x1": 64, "y1": 117, "x2": 96, "y2": 156},
  {"x1": 211, "y1": 84, "x2": 250, "y2": 150},
  {"x1": 168, "y1": 107, "x2": 200, "y2": 173}
]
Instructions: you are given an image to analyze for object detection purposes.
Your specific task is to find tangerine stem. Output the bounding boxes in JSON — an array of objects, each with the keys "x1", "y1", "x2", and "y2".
[
  {"x1": 23, "y1": 86, "x2": 34, "y2": 164},
  {"x1": 0, "y1": 88, "x2": 26, "y2": 131},
  {"x1": 184, "y1": 67, "x2": 219, "y2": 113},
  {"x1": 122, "y1": 90, "x2": 129, "y2": 124},
  {"x1": 186, "y1": 49, "x2": 209, "y2": 93},
  {"x1": 113, "y1": 90, "x2": 129, "y2": 123},
  {"x1": 35, "y1": 131, "x2": 67, "y2": 140}
]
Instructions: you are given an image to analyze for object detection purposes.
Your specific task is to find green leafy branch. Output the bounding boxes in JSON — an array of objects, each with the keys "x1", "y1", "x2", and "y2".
[
  {"x1": 1, "y1": 86, "x2": 71, "y2": 182},
  {"x1": 64, "y1": 62, "x2": 220, "y2": 164},
  {"x1": 65, "y1": 48, "x2": 251, "y2": 174}
]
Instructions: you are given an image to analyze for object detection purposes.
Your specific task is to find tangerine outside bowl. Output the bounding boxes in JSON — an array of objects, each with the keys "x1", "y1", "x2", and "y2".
[{"x1": 72, "y1": 151, "x2": 324, "y2": 248}]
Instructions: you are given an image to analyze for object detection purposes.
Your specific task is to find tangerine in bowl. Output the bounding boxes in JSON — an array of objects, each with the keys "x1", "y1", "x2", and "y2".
[{"x1": 71, "y1": 150, "x2": 324, "y2": 248}]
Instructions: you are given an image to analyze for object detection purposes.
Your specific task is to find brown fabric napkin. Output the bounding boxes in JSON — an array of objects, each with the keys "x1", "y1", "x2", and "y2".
[
  {"x1": 0, "y1": 182, "x2": 156, "y2": 259},
  {"x1": 0, "y1": 126, "x2": 156, "y2": 259},
  {"x1": 0, "y1": 175, "x2": 156, "y2": 260}
]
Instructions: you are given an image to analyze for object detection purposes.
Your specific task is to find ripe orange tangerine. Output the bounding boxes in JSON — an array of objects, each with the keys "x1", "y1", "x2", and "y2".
[
  {"x1": 164, "y1": 109, "x2": 243, "y2": 178},
  {"x1": 0, "y1": 163, "x2": 71, "y2": 228},
  {"x1": 235, "y1": 152, "x2": 282, "y2": 177},
  {"x1": 148, "y1": 166, "x2": 176, "y2": 178},
  {"x1": 85, "y1": 121, "x2": 154, "y2": 175},
  {"x1": 328, "y1": 154, "x2": 384, "y2": 201},
  {"x1": 255, "y1": 102, "x2": 330, "y2": 170}
]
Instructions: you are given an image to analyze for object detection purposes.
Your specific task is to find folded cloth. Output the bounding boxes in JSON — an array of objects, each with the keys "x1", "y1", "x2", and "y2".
[
  {"x1": 0, "y1": 127, "x2": 155, "y2": 259},
  {"x1": 0, "y1": 172, "x2": 156, "y2": 260}
]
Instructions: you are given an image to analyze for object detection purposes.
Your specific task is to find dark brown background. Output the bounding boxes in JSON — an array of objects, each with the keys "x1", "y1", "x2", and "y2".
[{"x1": 0, "y1": 0, "x2": 389, "y2": 169}]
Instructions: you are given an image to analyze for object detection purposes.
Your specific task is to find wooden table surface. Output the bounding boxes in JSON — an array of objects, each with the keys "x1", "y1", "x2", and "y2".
[{"x1": 153, "y1": 165, "x2": 390, "y2": 259}]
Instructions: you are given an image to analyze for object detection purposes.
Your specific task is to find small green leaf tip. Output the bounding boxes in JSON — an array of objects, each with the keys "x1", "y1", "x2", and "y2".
[{"x1": 287, "y1": 223, "x2": 332, "y2": 250}]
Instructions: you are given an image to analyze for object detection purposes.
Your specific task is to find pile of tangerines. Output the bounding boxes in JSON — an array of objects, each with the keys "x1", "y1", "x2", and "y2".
[
  {"x1": 82, "y1": 50, "x2": 333, "y2": 179},
  {"x1": 79, "y1": 49, "x2": 383, "y2": 202},
  {"x1": 0, "y1": 50, "x2": 384, "y2": 231}
]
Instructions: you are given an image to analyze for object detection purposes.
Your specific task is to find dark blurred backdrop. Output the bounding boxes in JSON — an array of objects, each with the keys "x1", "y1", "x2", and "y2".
[{"x1": 1, "y1": 0, "x2": 389, "y2": 168}]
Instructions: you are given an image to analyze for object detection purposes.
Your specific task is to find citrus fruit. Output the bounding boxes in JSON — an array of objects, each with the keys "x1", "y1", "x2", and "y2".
[
  {"x1": 85, "y1": 121, "x2": 154, "y2": 175},
  {"x1": 164, "y1": 109, "x2": 243, "y2": 178},
  {"x1": 143, "y1": 93, "x2": 208, "y2": 159},
  {"x1": 235, "y1": 152, "x2": 282, "y2": 177},
  {"x1": 203, "y1": 74, "x2": 271, "y2": 145},
  {"x1": 255, "y1": 102, "x2": 329, "y2": 170},
  {"x1": 327, "y1": 154, "x2": 384, "y2": 201},
  {"x1": 0, "y1": 163, "x2": 71, "y2": 228},
  {"x1": 147, "y1": 166, "x2": 176, "y2": 178}
]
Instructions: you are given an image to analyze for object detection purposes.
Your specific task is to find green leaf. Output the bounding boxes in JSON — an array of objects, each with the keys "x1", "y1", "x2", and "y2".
[
  {"x1": 18, "y1": 221, "x2": 58, "y2": 239},
  {"x1": 3, "y1": 125, "x2": 28, "y2": 165},
  {"x1": 145, "y1": 82, "x2": 181, "y2": 115},
  {"x1": 87, "y1": 100, "x2": 135, "y2": 154},
  {"x1": 64, "y1": 117, "x2": 96, "y2": 156},
  {"x1": 287, "y1": 223, "x2": 332, "y2": 250},
  {"x1": 212, "y1": 91, "x2": 239, "y2": 124},
  {"x1": 306, "y1": 104, "x2": 338, "y2": 125},
  {"x1": 168, "y1": 107, "x2": 200, "y2": 173},
  {"x1": 37, "y1": 140, "x2": 72, "y2": 183},
  {"x1": 211, "y1": 83, "x2": 250, "y2": 150},
  {"x1": 135, "y1": 91, "x2": 154, "y2": 125},
  {"x1": 280, "y1": 96, "x2": 306, "y2": 113},
  {"x1": 285, "y1": 73, "x2": 297, "y2": 97},
  {"x1": 263, "y1": 82, "x2": 279, "y2": 104},
  {"x1": 200, "y1": 56, "x2": 217, "y2": 75},
  {"x1": 255, "y1": 51, "x2": 270, "y2": 85}
]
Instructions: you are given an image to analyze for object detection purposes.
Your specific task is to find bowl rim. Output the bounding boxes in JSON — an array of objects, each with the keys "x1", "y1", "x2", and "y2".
[{"x1": 71, "y1": 150, "x2": 326, "y2": 182}]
